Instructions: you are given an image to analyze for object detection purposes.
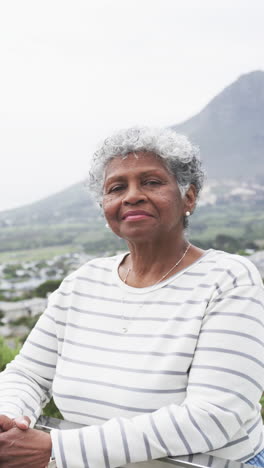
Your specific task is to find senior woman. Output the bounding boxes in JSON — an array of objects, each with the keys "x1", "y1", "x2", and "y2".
[{"x1": 0, "y1": 126, "x2": 264, "y2": 468}]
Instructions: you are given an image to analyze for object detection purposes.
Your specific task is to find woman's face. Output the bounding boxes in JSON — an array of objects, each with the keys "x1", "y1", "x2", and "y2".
[{"x1": 102, "y1": 151, "x2": 195, "y2": 243}]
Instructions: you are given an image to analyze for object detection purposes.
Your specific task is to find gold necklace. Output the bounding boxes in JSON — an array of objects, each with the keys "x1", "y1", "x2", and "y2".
[
  {"x1": 124, "y1": 243, "x2": 191, "y2": 286},
  {"x1": 120, "y1": 243, "x2": 191, "y2": 334}
]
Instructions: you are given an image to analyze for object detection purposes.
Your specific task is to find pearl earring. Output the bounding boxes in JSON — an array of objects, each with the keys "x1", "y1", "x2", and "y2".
[
  {"x1": 105, "y1": 223, "x2": 109, "y2": 228},
  {"x1": 185, "y1": 211, "x2": 191, "y2": 217}
]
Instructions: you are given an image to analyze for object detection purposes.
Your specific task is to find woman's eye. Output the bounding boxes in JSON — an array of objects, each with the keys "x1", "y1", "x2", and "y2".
[
  {"x1": 145, "y1": 180, "x2": 161, "y2": 186},
  {"x1": 109, "y1": 185, "x2": 125, "y2": 193}
]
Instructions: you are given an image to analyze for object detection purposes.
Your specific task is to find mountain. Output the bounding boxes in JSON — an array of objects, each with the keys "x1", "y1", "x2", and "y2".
[
  {"x1": 0, "y1": 182, "x2": 105, "y2": 255},
  {"x1": 0, "y1": 182, "x2": 99, "y2": 226},
  {"x1": 172, "y1": 70, "x2": 264, "y2": 179}
]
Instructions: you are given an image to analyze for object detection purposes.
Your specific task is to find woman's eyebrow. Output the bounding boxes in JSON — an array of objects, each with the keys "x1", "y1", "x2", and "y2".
[
  {"x1": 140, "y1": 170, "x2": 165, "y2": 176},
  {"x1": 104, "y1": 169, "x2": 166, "y2": 185},
  {"x1": 104, "y1": 175, "x2": 126, "y2": 184}
]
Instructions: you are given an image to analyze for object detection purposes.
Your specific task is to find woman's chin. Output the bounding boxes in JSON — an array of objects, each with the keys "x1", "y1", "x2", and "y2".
[{"x1": 119, "y1": 227, "x2": 164, "y2": 244}]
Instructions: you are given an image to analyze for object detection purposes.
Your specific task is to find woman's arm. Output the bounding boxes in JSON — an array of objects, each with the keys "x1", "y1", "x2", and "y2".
[
  {"x1": 0, "y1": 290, "x2": 60, "y2": 423},
  {"x1": 0, "y1": 290, "x2": 61, "y2": 466}
]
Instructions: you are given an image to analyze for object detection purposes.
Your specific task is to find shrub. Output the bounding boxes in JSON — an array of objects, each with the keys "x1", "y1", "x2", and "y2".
[{"x1": 0, "y1": 337, "x2": 21, "y2": 371}]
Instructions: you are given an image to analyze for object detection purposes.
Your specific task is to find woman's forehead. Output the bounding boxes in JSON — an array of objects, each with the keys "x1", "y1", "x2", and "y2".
[{"x1": 104, "y1": 151, "x2": 169, "y2": 178}]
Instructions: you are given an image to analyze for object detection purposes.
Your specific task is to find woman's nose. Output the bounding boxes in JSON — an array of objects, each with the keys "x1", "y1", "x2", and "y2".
[{"x1": 122, "y1": 184, "x2": 146, "y2": 205}]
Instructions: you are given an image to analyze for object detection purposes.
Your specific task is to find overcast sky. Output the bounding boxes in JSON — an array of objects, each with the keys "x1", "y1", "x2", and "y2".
[{"x1": 0, "y1": 0, "x2": 264, "y2": 212}]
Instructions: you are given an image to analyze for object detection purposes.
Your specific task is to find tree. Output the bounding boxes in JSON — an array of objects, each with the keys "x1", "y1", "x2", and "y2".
[
  {"x1": 34, "y1": 279, "x2": 62, "y2": 298},
  {"x1": 0, "y1": 310, "x2": 4, "y2": 326},
  {"x1": 213, "y1": 234, "x2": 240, "y2": 253}
]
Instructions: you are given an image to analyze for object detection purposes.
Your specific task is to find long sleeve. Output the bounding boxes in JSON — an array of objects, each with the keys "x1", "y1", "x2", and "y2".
[
  {"x1": 49, "y1": 253, "x2": 264, "y2": 468},
  {"x1": 0, "y1": 291, "x2": 60, "y2": 425}
]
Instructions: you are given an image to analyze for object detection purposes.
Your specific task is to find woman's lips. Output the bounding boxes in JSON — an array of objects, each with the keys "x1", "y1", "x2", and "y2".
[{"x1": 122, "y1": 210, "x2": 153, "y2": 221}]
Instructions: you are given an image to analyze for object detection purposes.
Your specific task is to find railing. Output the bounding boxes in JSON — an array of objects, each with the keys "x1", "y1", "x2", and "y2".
[{"x1": 36, "y1": 416, "x2": 250, "y2": 468}]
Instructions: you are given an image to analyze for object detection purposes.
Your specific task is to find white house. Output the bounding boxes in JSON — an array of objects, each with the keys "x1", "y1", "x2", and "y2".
[{"x1": 0, "y1": 297, "x2": 47, "y2": 323}]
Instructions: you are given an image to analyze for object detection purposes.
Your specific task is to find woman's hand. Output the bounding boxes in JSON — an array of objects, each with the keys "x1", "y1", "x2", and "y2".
[
  {"x1": 0, "y1": 426, "x2": 52, "y2": 467},
  {"x1": 0, "y1": 417, "x2": 51, "y2": 468}
]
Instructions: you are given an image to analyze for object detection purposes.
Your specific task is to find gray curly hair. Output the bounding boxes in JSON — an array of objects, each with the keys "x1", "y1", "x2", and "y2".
[{"x1": 88, "y1": 126, "x2": 204, "y2": 202}]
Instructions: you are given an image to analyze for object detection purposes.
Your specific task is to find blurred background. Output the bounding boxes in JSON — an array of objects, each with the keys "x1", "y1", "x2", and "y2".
[{"x1": 0, "y1": 1, "x2": 264, "y2": 416}]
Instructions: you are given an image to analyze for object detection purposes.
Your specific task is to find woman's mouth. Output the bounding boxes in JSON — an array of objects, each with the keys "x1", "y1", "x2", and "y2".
[{"x1": 122, "y1": 210, "x2": 153, "y2": 221}]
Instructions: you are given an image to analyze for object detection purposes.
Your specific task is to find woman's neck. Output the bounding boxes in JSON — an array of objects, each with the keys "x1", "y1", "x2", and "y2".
[{"x1": 119, "y1": 237, "x2": 203, "y2": 288}]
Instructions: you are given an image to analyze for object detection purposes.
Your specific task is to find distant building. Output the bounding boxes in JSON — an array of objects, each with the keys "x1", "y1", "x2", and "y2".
[{"x1": 0, "y1": 298, "x2": 47, "y2": 323}]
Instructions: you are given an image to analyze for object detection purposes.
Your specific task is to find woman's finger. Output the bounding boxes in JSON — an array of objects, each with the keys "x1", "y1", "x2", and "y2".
[
  {"x1": 13, "y1": 416, "x2": 31, "y2": 430},
  {"x1": 0, "y1": 414, "x2": 16, "y2": 432}
]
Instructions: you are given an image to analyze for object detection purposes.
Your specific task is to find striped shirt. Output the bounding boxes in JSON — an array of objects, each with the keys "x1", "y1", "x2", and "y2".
[{"x1": 0, "y1": 249, "x2": 264, "y2": 468}]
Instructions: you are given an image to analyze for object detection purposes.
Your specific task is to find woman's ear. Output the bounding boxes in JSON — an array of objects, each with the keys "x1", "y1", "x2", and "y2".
[{"x1": 184, "y1": 184, "x2": 197, "y2": 215}]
